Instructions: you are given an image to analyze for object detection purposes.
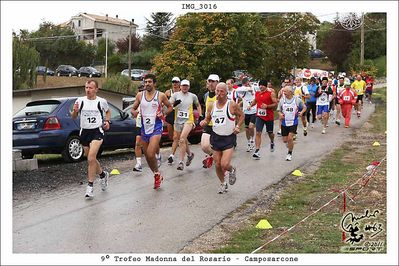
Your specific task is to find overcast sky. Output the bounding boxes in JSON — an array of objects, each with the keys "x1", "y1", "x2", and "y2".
[{"x1": 3, "y1": 1, "x2": 341, "y2": 34}]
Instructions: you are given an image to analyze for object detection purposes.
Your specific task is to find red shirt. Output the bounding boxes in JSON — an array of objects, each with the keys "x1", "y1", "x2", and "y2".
[
  {"x1": 338, "y1": 89, "x2": 357, "y2": 104},
  {"x1": 255, "y1": 90, "x2": 274, "y2": 121}
]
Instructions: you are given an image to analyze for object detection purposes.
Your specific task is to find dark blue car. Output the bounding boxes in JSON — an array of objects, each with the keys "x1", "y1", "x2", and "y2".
[{"x1": 13, "y1": 97, "x2": 136, "y2": 162}]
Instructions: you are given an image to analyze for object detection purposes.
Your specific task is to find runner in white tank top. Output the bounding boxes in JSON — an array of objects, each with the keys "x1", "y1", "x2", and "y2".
[{"x1": 200, "y1": 82, "x2": 244, "y2": 194}]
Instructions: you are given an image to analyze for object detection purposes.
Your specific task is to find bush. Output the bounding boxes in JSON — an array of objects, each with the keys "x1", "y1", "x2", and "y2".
[
  {"x1": 350, "y1": 59, "x2": 378, "y2": 78},
  {"x1": 372, "y1": 56, "x2": 386, "y2": 77},
  {"x1": 101, "y1": 74, "x2": 132, "y2": 95}
]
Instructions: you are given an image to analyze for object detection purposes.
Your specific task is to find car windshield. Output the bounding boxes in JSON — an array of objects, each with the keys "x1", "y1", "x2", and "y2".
[
  {"x1": 88, "y1": 67, "x2": 97, "y2": 71},
  {"x1": 14, "y1": 102, "x2": 59, "y2": 118},
  {"x1": 67, "y1": 66, "x2": 77, "y2": 71}
]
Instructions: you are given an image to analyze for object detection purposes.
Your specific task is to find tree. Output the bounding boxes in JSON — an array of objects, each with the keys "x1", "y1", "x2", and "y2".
[
  {"x1": 141, "y1": 12, "x2": 175, "y2": 51},
  {"x1": 28, "y1": 22, "x2": 96, "y2": 69},
  {"x1": 323, "y1": 22, "x2": 353, "y2": 71},
  {"x1": 316, "y1": 21, "x2": 334, "y2": 51},
  {"x1": 95, "y1": 37, "x2": 116, "y2": 63},
  {"x1": 13, "y1": 32, "x2": 40, "y2": 90},
  {"x1": 152, "y1": 13, "x2": 271, "y2": 94},
  {"x1": 116, "y1": 34, "x2": 141, "y2": 53}
]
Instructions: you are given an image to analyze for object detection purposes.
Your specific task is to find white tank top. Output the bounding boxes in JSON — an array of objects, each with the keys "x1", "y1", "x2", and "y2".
[
  {"x1": 75, "y1": 96, "x2": 108, "y2": 131},
  {"x1": 211, "y1": 101, "x2": 236, "y2": 136},
  {"x1": 140, "y1": 91, "x2": 161, "y2": 134}
]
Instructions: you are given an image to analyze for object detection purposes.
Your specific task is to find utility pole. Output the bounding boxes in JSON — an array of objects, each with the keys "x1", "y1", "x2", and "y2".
[
  {"x1": 360, "y1": 12, "x2": 364, "y2": 65},
  {"x1": 128, "y1": 19, "x2": 134, "y2": 93},
  {"x1": 105, "y1": 32, "x2": 108, "y2": 78}
]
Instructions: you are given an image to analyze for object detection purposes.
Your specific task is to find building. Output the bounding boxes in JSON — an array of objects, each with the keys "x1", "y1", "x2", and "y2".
[{"x1": 61, "y1": 12, "x2": 138, "y2": 45}]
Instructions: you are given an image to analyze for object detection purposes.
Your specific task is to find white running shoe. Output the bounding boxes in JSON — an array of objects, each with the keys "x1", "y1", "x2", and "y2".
[
  {"x1": 246, "y1": 144, "x2": 251, "y2": 152},
  {"x1": 100, "y1": 171, "x2": 109, "y2": 191},
  {"x1": 286, "y1": 153, "x2": 292, "y2": 161},
  {"x1": 322, "y1": 128, "x2": 326, "y2": 134},
  {"x1": 218, "y1": 182, "x2": 228, "y2": 194},
  {"x1": 167, "y1": 154, "x2": 174, "y2": 165},
  {"x1": 133, "y1": 163, "x2": 142, "y2": 172},
  {"x1": 85, "y1": 185, "x2": 94, "y2": 198},
  {"x1": 177, "y1": 161, "x2": 184, "y2": 171},
  {"x1": 228, "y1": 167, "x2": 236, "y2": 185},
  {"x1": 252, "y1": 152, "x2": 261, "y2": 160}
]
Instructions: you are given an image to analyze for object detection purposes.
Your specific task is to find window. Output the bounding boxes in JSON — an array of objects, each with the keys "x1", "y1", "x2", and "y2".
[{"x1": 78, "y1": 20, "x2": 81, "y2": 27}]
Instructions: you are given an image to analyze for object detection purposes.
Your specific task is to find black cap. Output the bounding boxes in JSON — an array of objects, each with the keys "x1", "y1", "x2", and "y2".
[{"x1": 259, "y1": 79, "x2": 268, "y2": 86}]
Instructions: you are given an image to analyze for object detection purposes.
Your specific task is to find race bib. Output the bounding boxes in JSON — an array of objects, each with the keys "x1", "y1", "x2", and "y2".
[
  {"x1": 257, "y1": 108, "x2": 267, "y2": 116},
  {"x1": 143, "y1": 116, "x2": 156, "y2": 133},
  {"x1": 320, "y1": 96, "x2": 326, "y2": 102},
  {"x1": 177, "y1": 110, "x2": 189, "y2": 119},
  {"x1": 343, "y1": 96, "x2": 350, "y2": 101},
  {"x1": 212, "y1": 116, "x2": 226, "y2": 127}
]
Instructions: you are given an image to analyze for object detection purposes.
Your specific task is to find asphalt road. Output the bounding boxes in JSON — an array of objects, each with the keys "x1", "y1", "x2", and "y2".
[{"x1": 13, "y1": 102, "x2": 376, "y2": 253}]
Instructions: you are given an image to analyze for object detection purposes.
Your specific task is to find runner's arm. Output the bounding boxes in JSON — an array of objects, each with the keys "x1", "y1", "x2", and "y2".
[
  {"x1": 131, "y1": 92, "x2": 142, "y2": 118},
  {"x1": 160, "y1": 93, "x2": 173, "y2": 116}
]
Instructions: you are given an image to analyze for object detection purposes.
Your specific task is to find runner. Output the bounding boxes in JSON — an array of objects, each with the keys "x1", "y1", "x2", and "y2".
[
  {"x1": 306, "y1": 77, "x2": 318, "y2": 128},
  {"x1": 334, "y1": 76, "x2": 346, "y2": 126},
  {"x1": 226, "y1": 78, "x2": 239, "y2": 103},
  {"x1": 133, "y1": 83, "x2": 145, "y2": 172},
  {"x1": 351, "y1": 74, "x2": 366, "y2": 118},
  {"x1": 235, "y1": 77, "x2": 257, "y2": 152},
  {"x1": 200, "y1": 82, "x2": 244, "y2": 194},
  {"x1": 249, "y1": 79, "x2": 277, "y2": 159},
  {"x1": 338, "y1": 80, "x2": 357, "y2": 128},
  {"x1": 169, "y1": 79, "x2": 202, "y2": 171},
  {"x1": 200, "y1": 74, "x2": 219, "y2": 168},
  {"x1": 131, "y1": 74, "x2": 173, "y2": 189},
  {"x1": 277, "y1": 85, "x2": 307, "y2": 161},
  {"x1": 365, "y1": 77, "x2": 374, "y2": 104},
  {"x1": 293, "y1": 77, "x2": 310, "y2": 136},
  {"x1": 165, "y1": 77, "x2": 181, "y2": 165},
  {"x1": 71, "y1": 80, "x2": 111, "y2": 199},
  {"x1": 315, "y1": 77, "x2": 333, "y2": 134}
]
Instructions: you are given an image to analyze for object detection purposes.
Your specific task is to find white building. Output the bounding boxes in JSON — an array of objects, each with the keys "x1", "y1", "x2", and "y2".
[{"x1": 61, "y1": 12, "x2": 138, "y2": 45}]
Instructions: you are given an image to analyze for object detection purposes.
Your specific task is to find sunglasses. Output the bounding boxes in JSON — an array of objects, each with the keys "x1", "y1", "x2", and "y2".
[
  {"x1": 207, "y1": 80, "x2": 216, "y2": 82},
  {"x1": 172, "y1": 81, "x2": 180, "y2": 84}
]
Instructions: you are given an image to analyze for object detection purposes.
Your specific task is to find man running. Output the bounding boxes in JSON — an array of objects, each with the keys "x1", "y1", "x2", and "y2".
[
  {"x1": 133, "y1": 84, "x2": 145, "y2": 172},
  {"x1": 131, "y1": 74, "x2": 173, "y2": 189},
  {"x1": 351, "y1": 74, "x2": 366, "y2": 118},
  {"x1": 293, "y1": 77, "x2": 310, "y2": 136},
  {"x1": 306, "y1": 77, "x2": 318, "y2": 128},
  {"x1": 277, "y1": 86, "x2": 307, "y2": 161},
  {"x1": 169, "y1": 79, "x2": 202, "y2": 171},
  {"x1": 201, "y1": 74, "x2": 219, "y2": 168},
  {"x1": 166, "y1": 77, "x2": 181, "y2": 165},
  {"x1": 316, "y1": 77, "x2": 333, "y2": 134},
  {"x1": 334, "y1": 76, "x2": 346, "y2": 126},
  {"x1": 71, "y1": 80, "x2": 111, "y2": 199},
  {"x1": 249, "y1": 79, "x2": 277, "y2": 159},
  {"x1": 338, "y1": 80, "x2": 357, "y2": 128},
  {"x1": 200, "y1": 82, "x2": 244, "y2": 194},
  {"x1": 235, "y1": 77, "x2": 257, "y2": 152}
]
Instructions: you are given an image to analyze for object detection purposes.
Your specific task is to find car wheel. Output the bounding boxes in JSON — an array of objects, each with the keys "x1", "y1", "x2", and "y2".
[
  {"x1": 61, "y1": 135, "x2": 84, "y2": 163},
  {"x1": 69, "y1": 73, "x2": 72, "y2": 77},
  {"x1": 78, "y1": 73, "x2": 81, "y2": 77},
  {"x1": 187, "y1": 135, "x2": 202, "y2": 144},
  {"x1": 21, "y1": 152, "x2": 34, "y2": 159},
  {"x1": 57, "y1": 72, "x2": 61, "y2": 77},
  {"x1": 89, "y1": 74, "x2": 92, "y2": 78}
]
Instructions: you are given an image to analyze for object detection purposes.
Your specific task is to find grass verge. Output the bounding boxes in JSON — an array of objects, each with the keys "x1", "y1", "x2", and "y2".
[{"x1": 212, "y1": 87, "x2": 387, "y2": 254}]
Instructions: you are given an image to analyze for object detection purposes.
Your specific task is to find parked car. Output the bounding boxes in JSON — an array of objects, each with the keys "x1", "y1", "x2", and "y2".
[
  {"x1": 13, "y1": 98, "x2": 136, "y2": 162},
  {"x1": 35, "y1": 66, "x2": 55, "y2": 76},
  {"x1": 55, "y1": 65, "x2": 79, "y2": 77},
  {"x1": 121, "y1": 69, "x2": 145, "y2": 80},
  {"x1": 123, "y1": 104, "x2": 203, "y2": 145},
  {"x1": 78, "y1": 66, "x2": 102, "y2": 78}
]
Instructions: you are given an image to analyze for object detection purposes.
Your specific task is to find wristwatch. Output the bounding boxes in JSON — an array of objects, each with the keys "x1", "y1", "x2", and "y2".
[{"x1": 105, "y1": 120, "x2": 112, "y2": 124}]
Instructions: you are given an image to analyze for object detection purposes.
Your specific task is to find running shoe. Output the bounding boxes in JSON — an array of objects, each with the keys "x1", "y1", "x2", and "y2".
[
  {"x1": 335, "y1": 120, "x2": 341, "y2": 126},
  {"x1": 293, "y1": 134, "x2": 297, "y2": 140},
  {"x1": 246, "y1": 144, "x2": 252, "y2": 152},
  {"x1": 186, "y1": 152, "x2": 195, "y2": 166},
  {"x1": 252, "y1": 152, "x2": 261, "y2": 160},
  {"x1": 357, "y1": 112, "x2": 361, "y2": 118},
  {"x1": 303, "y1": 127, "x2": 308, "y2": 136},
  {"x1": 345, "y1": 125, "x2": 349, "y2": 128},
  {"x1": 177, "y1": 161, "x2": 184, "y2": 171},
  {"x1": 218, "y1": 182, "x2": 228, "y2": 194},
  {"x1": 133, "y1": 163, "x2": 142, "y2": 172},
  {"x1": 322, "y1": 128, "x2": 326, "y2": 134},
  {"x1": 277, "y1": 130, "x2": 282, "y2": 136},
  {"x1": 100, "y1": 171, "x2": 109, "y2": 191},
  {"x1": 167, "y1": 155, "x2": 174, "y2": 165},
  {"x1": 228, "y1": 167, "x2": 237, "y2": 185},
  {"x1": 153, "y1": 173, "x2": 163, "y2": 189},
  {"x1": 85, "y1": 185, "x2": 94, "y2": 198},
  {"x1": 202, "y1": 155, "x2": 213, "y2": 168},
  {"x1": 286, "y1": 153, "x2": 292, "y2": 161},
  {"x1": 270, "y1": 142, "x2": 275, "y2": 152}
]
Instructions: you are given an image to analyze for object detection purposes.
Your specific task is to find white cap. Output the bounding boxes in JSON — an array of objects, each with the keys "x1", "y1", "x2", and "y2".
[
  {"x1": 172, "y1": 76, "x2": 180, "y2": 82},
  {"x1": 180, "y1": 79, "x2": 190, "y2": 86},
  {"x1": 207, "y1": 74, "x2": 220, "y2": 82}
]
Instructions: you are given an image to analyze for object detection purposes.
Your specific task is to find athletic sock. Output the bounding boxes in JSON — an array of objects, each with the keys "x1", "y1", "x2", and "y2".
[
  {"x1": 136, "y1": 157, "x2": 142, "y2": 164},
  {"x1": 288, "y1": 150, "x2": 292, "y2": 155},
  {"x1": 88, "y1": 181, "x2": 94, "y2": 187},
  {"x1": 99, "y1": 171, "x2": 105, "y2": 178}
]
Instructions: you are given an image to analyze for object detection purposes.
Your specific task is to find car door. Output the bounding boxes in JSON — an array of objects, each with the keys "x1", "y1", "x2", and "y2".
[{"x1": 103, "y1": 103, "x2": 136, "y2": 148}]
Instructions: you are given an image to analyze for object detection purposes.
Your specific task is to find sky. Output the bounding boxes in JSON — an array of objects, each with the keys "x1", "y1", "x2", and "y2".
[
  {"x1": 1, "y1": 1, "x2": 398, "y2": 266},
  {"x1": 3, "y1": 1, "x2": 339, "y2": 34}
]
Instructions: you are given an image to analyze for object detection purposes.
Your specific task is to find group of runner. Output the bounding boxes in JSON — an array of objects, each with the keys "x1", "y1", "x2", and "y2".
[{"x1": 72, "y1": 71, "x2": 371, "y2": 198}]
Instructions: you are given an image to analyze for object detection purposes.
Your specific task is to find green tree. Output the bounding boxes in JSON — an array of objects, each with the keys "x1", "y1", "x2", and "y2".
[
  {"x1": 141, "y1": 12, "x2": 175, "y2": 51},
  {"x1": 13, "y1": 32, "x2": 40, "y2": 90},
  {"x1": 96, "y1": 37, "x2": 116, "y2": 63},
  {"x1": 316, "y1": 21, "x2": 334, "y2": 51}
]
